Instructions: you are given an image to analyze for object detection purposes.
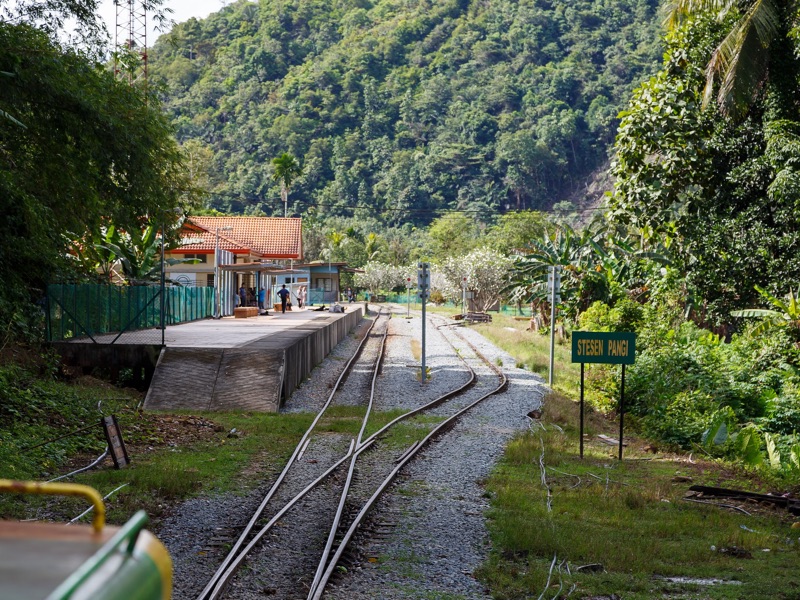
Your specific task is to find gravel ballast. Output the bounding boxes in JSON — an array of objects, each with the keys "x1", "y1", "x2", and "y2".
[
  {"x1": 325, "y1": 310, "x2": 546, "y2": 599},
  {"x1": 155, "y1": 305, "x2": 547, "y2": 599}
]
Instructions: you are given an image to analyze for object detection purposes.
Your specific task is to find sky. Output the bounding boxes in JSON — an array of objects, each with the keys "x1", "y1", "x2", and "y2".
[{"x1": 98, "y1": 0, "x2": 231, "y2": 47}]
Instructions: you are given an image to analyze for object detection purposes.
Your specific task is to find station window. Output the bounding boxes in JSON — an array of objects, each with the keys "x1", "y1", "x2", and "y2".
[{"x1": 315, "y1": 278, "x2": 332, "y2": 291}]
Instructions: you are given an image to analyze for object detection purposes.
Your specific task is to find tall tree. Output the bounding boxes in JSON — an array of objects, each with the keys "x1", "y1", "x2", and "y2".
[
  {"x1": 610, "y1": 12, "x2": 800, "y2": 323},
  {"x1": 0, "y1": 22, "x2": 190, "y2": 334},
  {"x1": 271, "y1": 153, "x2": 303, "y2": 218}
]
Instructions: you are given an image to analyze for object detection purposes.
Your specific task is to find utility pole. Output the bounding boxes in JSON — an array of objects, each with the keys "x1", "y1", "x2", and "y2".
[
  {"x1": 214, "y1": 226, "x2": 233, "y2": 318},
  {"x1": 160, "y1": 221, "x2": 165, "y2": 346},
  {"x1": 547, "y1": 265, "x2": 561, "y2": 387},
  {"x1": 406, "y1": 277, "x2": 411, "y2": 317},
  {"x1": 417, "y1": 262, "x2": 430, "y2": 383}
]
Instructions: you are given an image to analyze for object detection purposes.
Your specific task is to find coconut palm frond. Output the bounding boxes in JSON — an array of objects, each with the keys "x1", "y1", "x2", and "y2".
[
  {"x1": 714, "y1": 0, "x2": 777, "y2": 115},
  {"x1": 670, "y1": 0, "x2": 780, "y2": 117},
  {"x1": 665, "y1": 0, "x2": 734, "y2": 28}
]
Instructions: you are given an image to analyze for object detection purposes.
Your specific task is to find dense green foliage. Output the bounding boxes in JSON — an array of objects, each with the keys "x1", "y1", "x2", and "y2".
[
  {"x1": 0, "y1": 20, "x2": 191, "y2": 337},
  {"x1": 585, "y1": 0, "x2": 800, "y2": 467},
  {"x1": 580, "y1": 292, "x2": 800, "y2": 473},
  {"x1": 0, "y1": 363, "x2": 139, "y2": 480},
  {"x1": 609, "y1": 9, "x2": 800, "y2": 324},
  {"x1": 150, "y1": 0, "x2": 663, "y2": 223}
]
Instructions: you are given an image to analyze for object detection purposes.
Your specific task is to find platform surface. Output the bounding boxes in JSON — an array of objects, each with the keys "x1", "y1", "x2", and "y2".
[
  {"x1": 161, "y1": 308, "x2": 345, "y2": 349},
  {"x1": 73, "y1": 306, "x2": 355, "y2": 349},
  {"x1": 142, "y1": 306, "x2": 363, "y2": 412}
]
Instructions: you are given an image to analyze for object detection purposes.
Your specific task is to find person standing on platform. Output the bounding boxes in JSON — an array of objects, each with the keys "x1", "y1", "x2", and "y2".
[
  {"x1": 239, "y1": 284, "x2": 247, "y2": 307},
  {"x1": 258, "y1": 287, "x2": 266, "y2": 310},
  {"x1": 278, "y1": 284, "x2": 290, "y2": 313},
  {"x1": 298, "y1": 285, "x2": 306, "y2": 309}
]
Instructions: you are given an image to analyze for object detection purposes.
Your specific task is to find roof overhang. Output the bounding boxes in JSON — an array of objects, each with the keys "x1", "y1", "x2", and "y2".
[{"x1": 219, "y1": 263, "x2": 305, "y2": 274}]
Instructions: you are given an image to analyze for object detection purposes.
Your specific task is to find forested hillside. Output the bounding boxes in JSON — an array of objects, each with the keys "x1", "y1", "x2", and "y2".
[{"x1": 150, "y1": 0, "x2": 663, "y2": 224}]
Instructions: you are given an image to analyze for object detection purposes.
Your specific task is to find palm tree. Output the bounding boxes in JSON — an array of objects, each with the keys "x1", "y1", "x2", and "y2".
[
  {"x1": 666, "y1": 0, "x2": 784, "y2": 116},
  {"x1": 271, "y1": 153, "x2": 303, "y2": 217},
  {"x1": 364, "y1": 232, "x2": 381, "y2": 261}
]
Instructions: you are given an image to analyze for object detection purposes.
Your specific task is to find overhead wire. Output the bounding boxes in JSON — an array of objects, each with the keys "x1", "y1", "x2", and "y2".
[{"x1": 201, "y1": 189, "x2": 609, "y2": 216}]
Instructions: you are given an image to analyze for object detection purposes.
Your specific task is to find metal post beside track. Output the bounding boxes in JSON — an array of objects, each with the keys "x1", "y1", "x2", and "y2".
[{"x1": 417, "y1": 262, "x2": 429, "y2": 383}]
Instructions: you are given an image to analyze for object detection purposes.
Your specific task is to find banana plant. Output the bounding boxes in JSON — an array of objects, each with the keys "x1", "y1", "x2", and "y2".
[
  {"x1": 69, "y1": 225, "x2": 122, "y2": 281},
  {"x1": 99, "y1": 221, "x2": 197, "y2": 286},
  {"x1": 731, "y1": 286, "x2": 800, "y2": 340}
]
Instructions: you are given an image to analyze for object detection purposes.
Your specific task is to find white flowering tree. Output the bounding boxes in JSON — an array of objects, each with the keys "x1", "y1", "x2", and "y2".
[
  {"x1": 437, "y1": 247, "x2": 513, "y2": 311},
  {"x1": 354, "y1": 261, "x2": 407, "y2": 293}
]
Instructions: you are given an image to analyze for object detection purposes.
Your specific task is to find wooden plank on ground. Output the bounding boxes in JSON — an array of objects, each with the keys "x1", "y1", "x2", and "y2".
[
  {"x1": 689, "y1": 485, "x2": 799, "y2": 510},
  {"x1": 597, "y1": 434, "x2": 627, "y2": 447}
]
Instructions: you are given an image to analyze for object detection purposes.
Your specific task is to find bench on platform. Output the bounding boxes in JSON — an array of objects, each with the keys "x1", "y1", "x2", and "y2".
[
  {"x1": 234, "y1": 306, "x2": 259, "y2": 318},
  {"x1": 273, "y1": 303, "x2": 292, "y2": 312}
]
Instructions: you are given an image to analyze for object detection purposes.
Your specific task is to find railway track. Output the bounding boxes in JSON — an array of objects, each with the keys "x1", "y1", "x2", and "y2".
[{"x1": 194, "y1": 305, "x2": 507, "y2": 600}]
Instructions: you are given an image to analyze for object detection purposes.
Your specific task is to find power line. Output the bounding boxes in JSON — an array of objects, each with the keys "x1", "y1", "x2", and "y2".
[{"x1": 205, "y1": 191, "x2": 610, "y2": 216}]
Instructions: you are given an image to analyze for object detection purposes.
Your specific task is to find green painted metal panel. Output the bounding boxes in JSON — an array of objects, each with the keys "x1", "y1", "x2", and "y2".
[{"x1": 46, "y1": 284, "x2": 215, "y2": 342}]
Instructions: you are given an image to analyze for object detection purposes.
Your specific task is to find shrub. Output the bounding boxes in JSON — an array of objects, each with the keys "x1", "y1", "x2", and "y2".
[
  {"x1": 579, "y1": 297, "x2": 644, "y2": 333},
  {"x1": 760, "y1": 385, "x2": 800, "y2": 435},
  {"x1": 642, "y1": 390, "x2": 717, "y2": 448}
]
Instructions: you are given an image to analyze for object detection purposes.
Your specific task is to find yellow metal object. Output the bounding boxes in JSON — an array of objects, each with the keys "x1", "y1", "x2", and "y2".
[{"x1": 0, "y1": 480, "x2": 105, "y2": 532}]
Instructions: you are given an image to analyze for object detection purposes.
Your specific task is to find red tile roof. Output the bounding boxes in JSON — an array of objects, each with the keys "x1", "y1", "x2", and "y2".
[{"x1": 178, "y1": 217, "x2": 302, "y2": 259}]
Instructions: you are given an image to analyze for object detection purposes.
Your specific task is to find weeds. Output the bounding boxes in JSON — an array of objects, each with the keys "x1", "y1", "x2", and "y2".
[{"x1": 477, "y1": 392, "x2": 800, "y2": 599}]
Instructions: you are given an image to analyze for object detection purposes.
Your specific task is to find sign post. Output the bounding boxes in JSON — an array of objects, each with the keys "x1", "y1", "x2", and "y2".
[
  {"x1": 417, "y1": 262, "x2": 430, "y2": 383},
  {"x1": 571, "y1": 331, "x2": 636, "y2": 459},
  {"x1": 406, "y1": 277, "x2": 412, "y2": 317},
  {"x1": 547, "y1": 266, "x2": 561, "y2": 386},
  {"x1": 101, "y1": 415, "x2": 130, "y2": 468}
]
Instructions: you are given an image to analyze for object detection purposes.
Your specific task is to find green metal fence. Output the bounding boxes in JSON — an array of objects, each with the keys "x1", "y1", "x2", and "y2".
[
  {"x1": 164, "y1": 286, "x2": 214, "y2": 326},
  {"x1": 375, "y1": 293, "x2": 534, "y2": 316},
  {"x1": 46, "y1": 284, "x2": 214, "y2": 343}
]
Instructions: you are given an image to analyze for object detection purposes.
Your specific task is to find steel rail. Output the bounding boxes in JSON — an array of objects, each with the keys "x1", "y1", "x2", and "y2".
[
  {"x1": 204, "y1": 439, "x2": 362, "y2": 600},
  {"x1": 202, "y1": 306, "x2": 488, "y2": 600},
  {"x1": 305, "y1": 306, "x2": 481, "y2": 599},
  {"x1": 307, "y1": 320, "x2": 390, "y2": 596},
  {"x1": 309, "y1": 319, "x2": 508, "y2": 600},
  {"x1": 196, "y1": 308, "x2": 388, "y2": 600}
]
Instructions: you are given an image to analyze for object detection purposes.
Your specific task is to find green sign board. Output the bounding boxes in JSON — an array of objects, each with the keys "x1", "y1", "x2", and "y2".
[{"x1": 571, "y1": 331, "x2": 636, "y2": 365}]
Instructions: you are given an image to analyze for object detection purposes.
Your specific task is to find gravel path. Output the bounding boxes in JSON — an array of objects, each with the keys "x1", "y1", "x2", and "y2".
[{"x1": 155, "y1": 305, "x2": 547, "y2": 600}]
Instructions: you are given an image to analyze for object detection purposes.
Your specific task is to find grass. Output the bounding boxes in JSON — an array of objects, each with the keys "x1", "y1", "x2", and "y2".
[
  {"x1": 418, "y1": 308, "x2": 580, "y2": 395},
  {"x1": 316, "y1": 405, "x2": 367, "y2": 435},
  {"x1": 1, "y1": 382, "x2": 452, "y2": 529},
  {"x1": 370, "y1": 411, "x2": 446, "y2": 447},
  {"x1": 1, "y1": 402, "x2": 313, "y2": 525},
  {"x1": 81, "y1": 411, "x2": 313, "y2": 522},
  {"x1": 476, "y1": 392, "x2": 800, "y2": 599},
  {"x1": 471, "y1": 313, "x2": 581, "y2": 397}
]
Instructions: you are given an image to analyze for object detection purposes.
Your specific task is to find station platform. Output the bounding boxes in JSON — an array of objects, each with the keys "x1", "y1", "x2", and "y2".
[
  {"x1": 50, "y1": 306, "x2": 364, "y2": 413},
  {"x1": 141, "y1": 306, "x2": 364, "y2": 413}
]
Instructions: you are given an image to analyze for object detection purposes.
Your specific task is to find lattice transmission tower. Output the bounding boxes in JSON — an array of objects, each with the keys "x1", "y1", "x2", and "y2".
[{"x1": 114, "y1": 0, "x2": 148, "y2": 85}]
